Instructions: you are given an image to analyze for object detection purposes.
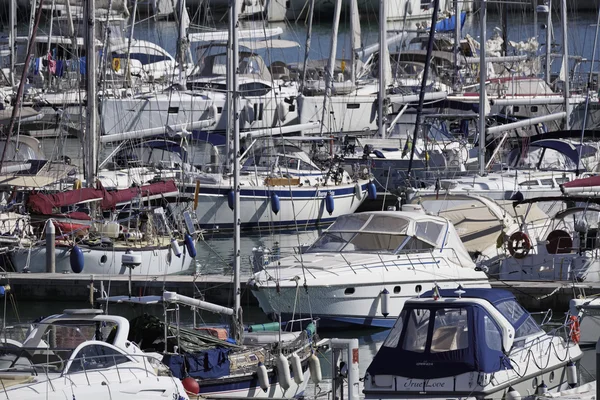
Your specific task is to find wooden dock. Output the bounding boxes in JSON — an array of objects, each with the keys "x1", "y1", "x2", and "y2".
[{"x1": 0, "y1": 271, "x2": 598, "y2": 312}]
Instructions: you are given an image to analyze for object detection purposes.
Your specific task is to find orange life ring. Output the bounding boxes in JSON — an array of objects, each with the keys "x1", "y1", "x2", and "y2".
[
  {"x1": 507, "y1": 231, "x2": 532, "y2": 259},
  {"x1": 569, "y1": 315, "x2": 580, "y2": 344}
]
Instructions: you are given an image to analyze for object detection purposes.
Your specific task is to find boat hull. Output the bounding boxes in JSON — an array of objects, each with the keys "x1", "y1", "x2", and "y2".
[
  {"x1": 251, "y1": 277, "x2": 491, "y2": 328},
  {"x1": 182, "y1": 182, "x2": 368, "y2": 231},
  {"x1": 10, "y1": 242, "x2": 194, "y2": 275}
]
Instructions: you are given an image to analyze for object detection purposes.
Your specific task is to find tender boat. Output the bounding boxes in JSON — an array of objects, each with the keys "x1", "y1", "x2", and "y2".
[
  {"x1": 364, "y1": 288, "x2": 583, "y2": 399},
  {"x1": 0, "y1": 308, "x2": 190, "y2": 400},
  {"x1": 249, "y1": 209, "x2": 490, "y2": 328}
]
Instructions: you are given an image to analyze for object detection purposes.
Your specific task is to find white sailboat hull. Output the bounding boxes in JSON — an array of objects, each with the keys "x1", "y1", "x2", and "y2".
[
  {"x1": 10, "y1": 242, "x2": 194, "y2": 275},
  {"x1": 183, "y1": 181, "x2": 369, "y2": 230},
  {"x1": 101, "y1": 84, "x2": 299, "y2": 136}
]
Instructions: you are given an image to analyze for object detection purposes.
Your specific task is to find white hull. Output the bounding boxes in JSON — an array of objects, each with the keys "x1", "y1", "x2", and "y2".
[
  {"x1": 11, "y1": 242, "x2": 194, "y2": 275},
  {"x1": 298, "y1": 93, "x2": 381, "y2": 134},
  {"x1": 183, "y1": 182, "x2": 368, "y2": 230},
  {"x1": 101, "y1": 85, "x2": 299, "y2": 136},
  {"x1": 365, "y1": 363, "x2": 575, "y2": 399},
  {"x1": 251, "y1": 276, "x2": 490, "y2": 327},
  {"x1": 201, "y1": 369, "x2": 310, "y2": 398}
]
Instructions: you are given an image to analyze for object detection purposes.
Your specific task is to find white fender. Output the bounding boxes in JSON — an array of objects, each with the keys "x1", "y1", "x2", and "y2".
[
  {"x1": 290, "y1": 353, "x2": 304, "y2": 384},
  {"x1": 277, "y1": 100, "x2": 286, "y2": 122},
  {"x1": 170, "y1": 239, "x2": 182, "y2": 258},
  {"x1": 354, "y1": 182, "x2": 362, "y2": 200},
  {"x1": 308, "y1": 353, "x2": 322, "y2": 384},
  {"x1": 567, "y1": 362, "x2": 578, "y2": 387},
  {"x1": 506, "y1": 387, "x2": 521, "y2": 400},
  {"x1": 257, "y1": 362, "x2": 269, "y2": 392},
  {"x1": 380, "y1": 288, "x2": 390, "y2": 317},
  {"x1": 276, "y1": 353, "x2": 291, "y2": 390},
  {"x1": 211, "y1": 104, "x2": 219, "y2": 120}
]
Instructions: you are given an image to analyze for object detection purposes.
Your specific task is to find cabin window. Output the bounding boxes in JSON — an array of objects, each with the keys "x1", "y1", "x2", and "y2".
[
  {"x1": 394, "y1": 286, "x2": 401, "y2": 294},
  {"x1": 347, "y1": 104, "x2": 360, "y2": 109},
  {"x1": 382, "y1": 310, "x2": 405, "y2": 348},
  {"x1": 556, "y1": 177, "x2": 570, "y2": 184},
  {"x1": 430, "y1": 308, "x2": 469, "y2": 353},
  {"x1": 68, "y1": 344, "x2": 131, "y2": 374},
  {"x1": 540, "y1": 179, "x2": 554, "y2": 186},
  {"x1": 344, "y1": 287, "x2": 355, "y2": 295},
  {"x1": 239, "y1": 82, "x2": 271, "y2": 97},
  {"x1": 402, "y1": 309, "x2": 431, "y2": 353},
  {"x1": 519, "y1": 180, "x2": 539, "y2": 187},
  {"x1": 514, "y1": 106, "x2": 520, "y2": 112},
  {"x1": 415, "y1": 285, "x2": 422, "y2": 293},
  {"x1": 531, "y1": 106, "x2": 538, "y2": 113},
  {"x1": 483, "y1": 315, "x2": 502, "y2": 351},
  {"x1": 168, "y1": 106, "x2": 179, "y2": 114}
]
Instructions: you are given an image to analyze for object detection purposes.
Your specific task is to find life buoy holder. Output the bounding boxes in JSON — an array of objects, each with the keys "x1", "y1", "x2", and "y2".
[
  {"x1": 569, "y1": 315, "x2": 580, "y2": 344},
  {"x1": 507, "y1": 231, "x2": 532, "y2": 259}
]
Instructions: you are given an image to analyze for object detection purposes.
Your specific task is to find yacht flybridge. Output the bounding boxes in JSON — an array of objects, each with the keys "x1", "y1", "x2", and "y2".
[{"x1": 364, "y1": 288, "x2": 583, "y2": 400}]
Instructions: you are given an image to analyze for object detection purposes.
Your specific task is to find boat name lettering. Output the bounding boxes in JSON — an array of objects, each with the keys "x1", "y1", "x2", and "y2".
[{"x1": 403, "y1": 379, "x2": 445, "y2": 389}]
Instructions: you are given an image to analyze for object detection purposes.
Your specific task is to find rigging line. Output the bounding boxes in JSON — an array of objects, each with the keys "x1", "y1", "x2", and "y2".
[
  {"x1": 406, "y1": 0, "x2": 439, "y2": 179},
  {"x1": 0, "y1": 0, "x2": 46, "y2": 174}
]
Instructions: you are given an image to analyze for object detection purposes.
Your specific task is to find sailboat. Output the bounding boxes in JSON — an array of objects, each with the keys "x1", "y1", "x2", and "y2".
[
  {"x1": 8, "y1": 0, "x2": 195, "y2": 276},
  {"x1": 98, "y1": 2, "x2": 321, "y2": 395}
]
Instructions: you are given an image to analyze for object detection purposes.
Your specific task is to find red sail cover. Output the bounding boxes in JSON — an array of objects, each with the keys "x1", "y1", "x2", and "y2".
[
  {"x1": 28, "y1": 181, "x2": 178, "y2": 215},
  {"x1": 562, "y1": 175, "x2": 600, "y2": 189}
]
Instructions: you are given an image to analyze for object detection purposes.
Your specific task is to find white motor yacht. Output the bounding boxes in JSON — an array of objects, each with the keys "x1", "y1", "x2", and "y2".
[
  {"x1": 249, "y1": 209, "x2": 490, "y2": 328},
  {"x1": 0, "y1": 308, "x2": 190, "y2": 400},
  {"x1": 364, "y1": 288, "x2": 583, "y2": 399}
]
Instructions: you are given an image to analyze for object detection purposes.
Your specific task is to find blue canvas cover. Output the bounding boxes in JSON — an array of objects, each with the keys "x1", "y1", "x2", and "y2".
[
  {"x1": 367, "y1": 291, "x2": 514, "y2": 379},
  {"x1": 164, "y1": 348, "x2": 232, "y2": 379}
]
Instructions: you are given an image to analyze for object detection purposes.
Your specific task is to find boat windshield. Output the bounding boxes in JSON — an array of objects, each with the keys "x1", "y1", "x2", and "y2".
[
  {"x1": 0, "y1": 321, "x2": 122, "y2": 375},
  {"x1": 495, "y1": 299, "x2": 542, "y2": 339},
  {"x1": 306, "y1": 213, "x2": 441, "y2": 253},
  {"x1": 394, "y1": 307, "x2": 470, "y2": 353}
]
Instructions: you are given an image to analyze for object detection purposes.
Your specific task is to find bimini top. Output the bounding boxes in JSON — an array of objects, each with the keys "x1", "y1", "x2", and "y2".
[
  {"x1": 367, "y1": 288, "x2": 543, "y2": 380},
  {"x1": 305, "y1": 212, "x2": 475, "y2": 268}
]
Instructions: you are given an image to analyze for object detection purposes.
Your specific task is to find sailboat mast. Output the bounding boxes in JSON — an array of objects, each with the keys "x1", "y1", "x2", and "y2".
[
  {"x1": 230, "y1": 0, "x2": 243, "y2": 343},
  {"x1": 300, "y1": 0, "x2": 315, "y2": 93},
  {"x1": 560, "y1": 0, "x2": 570, "y2": 128},
  {"x1": 545, "y1": 0, "x2": 552, "y2": 84},
  {"x1": 378, "y1": 0, "x2": 387, "y2": 138},
  {"x1": 453, "y1": 0, "x2": 460, "y2": 91},
  {"x1": 8, "y1": 0, "x2": 15, "y2": 87},
  {"x1": 319, "y1": 0, "x2": 342, "y2": 135},
  {"x1": 85, "y1": 0, "x2": 98, "y2": 187},
  {"x1": 478, "y1": 0, "x2": 487, "y2": 176}
]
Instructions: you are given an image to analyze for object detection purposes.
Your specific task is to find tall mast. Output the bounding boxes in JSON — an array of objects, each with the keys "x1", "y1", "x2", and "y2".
[
  {"x1": 478, "y1": 0, "x2": 487, "y2": 176},
  {"x1": 319, "y1": 0, "x2": 342, "y2": 135},
  {"x1": 453, "y1": 0, "x2": 461, "y2": 91},
  {"x1": 85, "y1": 0, "x2": 98, "y2": 187},
  {"x1": 560, "y1": 0, "x2": 570, "y2": 129},
  {"x1": 176, "y1": 0, "x2": 189, "y2": 86},
  {"x1": 8, "y1": 0, "x2": 15, "y2": 87},
  {"x1": 229, "y1": 0, "x2": 243, "y2": 343},
  {"x1": 300, "y1": 0, "x2": 315, "y2": 93},
  {"x1": 545, "y1": 0, "x2": 552, "y2": 85},
  {"x1": 349, "y1": 0, "x2": 361, "y2": 86},
  {"x1": 378, "y1": 0, "x2": 387, "y2": 138}
]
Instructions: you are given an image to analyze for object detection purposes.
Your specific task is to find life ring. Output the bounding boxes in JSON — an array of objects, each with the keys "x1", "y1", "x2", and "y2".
[
  {"x1": 569, "y1": 315, "x2": 580, "y2": 344},
  {"x1": 507, "y1": 231, "x2": 532, "y2": 259}
]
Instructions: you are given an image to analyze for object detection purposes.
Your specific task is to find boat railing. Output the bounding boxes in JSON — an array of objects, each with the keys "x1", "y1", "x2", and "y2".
[{"x1": 0, "y1": 348, "x2": 172, "y2": 381}]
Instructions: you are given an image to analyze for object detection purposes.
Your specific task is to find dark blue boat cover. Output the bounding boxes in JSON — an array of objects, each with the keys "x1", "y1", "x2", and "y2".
[
  {"x1": 367, "y1": 289, "x2": 517, "y2": 379},
  {"x1": 164, "y1": 348, "x2": 232, "y2": 379}
]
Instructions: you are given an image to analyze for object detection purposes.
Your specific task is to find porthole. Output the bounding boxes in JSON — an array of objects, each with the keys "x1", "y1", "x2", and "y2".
[
  {"x1": 415, "y1": 285, "x2": 422, "y2": 293},
  {"x1": 344, "y1": 288, "x2": 355, "y2": 295},
  {"x1": 100, "y1": 255, "x2": 107, "y2": 265},
  {"x1": 531, "y1": 106, "x2": 538, "y2": 113},
  {"x1": 532, "y1": 377, "x2": 538, "y2": 389},
  {"x1": 394, "y1": 286, "x2": 401, "y2": 294},
  {"x1": 549, "y1": 371, "x2": 554, "y2": 382}
]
